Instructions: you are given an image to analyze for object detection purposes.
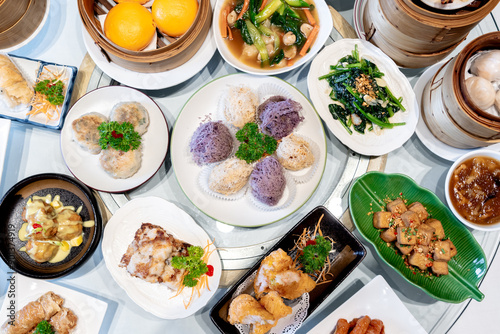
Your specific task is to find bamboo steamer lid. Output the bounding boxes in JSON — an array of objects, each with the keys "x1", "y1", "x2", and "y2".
[
  {"x1": 402, "y1": 0, "x2": 499, "y2": 21},
  {"x1": 78, "y1": 0, "x2": 212, "y2": 73},
  {"x1": 0, "y1": 0, "x2": 47, "y2": 50}
]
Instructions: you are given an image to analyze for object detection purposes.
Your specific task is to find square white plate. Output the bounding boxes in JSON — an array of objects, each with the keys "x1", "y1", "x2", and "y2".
[
  {"x1": 0, "y1": 119, "x2": 11, "y2": 179},
  {"x1": 308, "y1": 275, "x2": 427, "y2": 334},
  {"x1": 0, "y1": 273, "x2": 108, "y2": 333}
]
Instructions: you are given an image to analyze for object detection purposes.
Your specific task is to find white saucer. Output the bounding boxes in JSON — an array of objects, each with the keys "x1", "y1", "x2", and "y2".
[{"x1": 82, "y1": 27, "x2": 216, "y2": 90}]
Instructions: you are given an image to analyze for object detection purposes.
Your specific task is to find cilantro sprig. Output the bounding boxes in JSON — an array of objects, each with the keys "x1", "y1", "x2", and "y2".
[
  {"x1": 235, "y1": 123, "x2": 277, "y2": 163},
  {"x1": 171, "y1": 246, "x2": 208, "y2": 287},
  {"x1": 98, "y1": 121, "x2": 141, "y2": 152},
  {"x1": 33, "y1": 320, "x2": 55, "y2": 334},
  {"x1": 35, "y1": 79, "x2": 65, "y2": 105},
  {"x1": 298, "y1": 236, "x2": 332, "y2": 274}
]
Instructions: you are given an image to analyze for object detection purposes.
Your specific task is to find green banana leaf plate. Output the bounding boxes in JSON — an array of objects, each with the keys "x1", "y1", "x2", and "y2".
[{"x1": 349, "y1": 171, "x2": 486, "y2": 303}]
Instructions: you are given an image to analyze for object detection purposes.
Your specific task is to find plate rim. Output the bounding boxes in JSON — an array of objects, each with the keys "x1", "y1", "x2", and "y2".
[
  {"x1": 348, "y1": 171, "x2": 487, "y2": 303},
  {"x1": 170, "y1": 73, "x2": 327, "y2": 227},
  {"x1": 60, "y1": 85, "x2": 169, "y2": 193},
  {"x1": 0, "y1": 172, "x2": 102, "y2": 279}
]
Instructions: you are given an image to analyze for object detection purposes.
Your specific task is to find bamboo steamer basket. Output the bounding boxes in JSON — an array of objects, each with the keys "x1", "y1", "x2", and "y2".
[
  {"x1": 78, "y1": 0, "x2": 212, "y2": 73},
  {"x1": 421, "y1": 60, "x2": 500, "y2": 148},
  {"x1": 455, "y1": 32, "x2": 500, "y2": 124},
  {"x1": 363, "y1": 0, "x2": 500, "y2": 68},
  {"x1": 363, "y1": 4, "x2": 466, "y2": 68},
  {"x1": 0, "y1": 0, "x2": 47, "y2": 50}
]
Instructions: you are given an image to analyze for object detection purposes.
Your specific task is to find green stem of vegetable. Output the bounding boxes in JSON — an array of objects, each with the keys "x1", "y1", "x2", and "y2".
[
  {"x1": 255, "y1": 0, "x2": 283, "y2": 23},
  {"x1": 245, "y1": 20, "x2": 269, "y2": 63},
  {"x1": 353, "y1": 101, "x2": 394, "y2": 129},
  {"x1": 329, "y1": 104, "x2": 352, "y2": 135},
  {"x1": 258, "y1": 25, "x2": 280, "y2": 51},
  {"x1": 343, "y1": 84, "x2": 363, "y2": 103},
  {"x1": 385, "y1": 86, "x2": 406, "y2": 111},
  {"x1": 283, "y1": 0, "x2": 310, "y2": 7},
  {"x1": 318, "y1": 69, "x2": 353, "y2": 80},
  {"x1": 352, "y1": 44, "x2": 360, "y2": 61}
]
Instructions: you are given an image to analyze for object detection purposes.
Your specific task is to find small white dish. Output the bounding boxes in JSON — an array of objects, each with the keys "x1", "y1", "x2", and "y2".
[
  {"x1": 101, "y1": 197, "x2": 222, "y2": 319},
  {"x1": 445, "y1": 149, "x2": 500, "y2": 231},
  {"x1": 309, "y1": 275, "x2": 427, "y2": 334},
  {"x1": 0, "y1": 119, "x2": 11, "y2": 179},
  {"x1": 213, "y1": 0, "x2": 333, "y2": 75},
  {"x1": 307, "y1": 38, "x2": 419, "y2": 156},
  {"x1": 421, "y1": 0, "x2": 474, "y2": 11},
  {"x1": 82, "y1": 27, "x2": 216, "y2": 90},
  {"x1": 60, "y1": 86, "x2": 169, "y2": 193},
  {"x1": 0, "y1": 273, "x2": 108, "y2": 333},
  {"x1": 170, "y1": 74, "x2": 327, "y2": 227}
]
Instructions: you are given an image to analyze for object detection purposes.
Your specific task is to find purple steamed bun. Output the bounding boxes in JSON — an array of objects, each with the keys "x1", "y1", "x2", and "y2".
[
  {"x1": 258, "y1": 96, "x2": 304, "y2": 140},
  {"x1": 190, "y1": 121, "x2": 233, "y2": 165},
  {"x1": 250, "y1": 156, "x2": 286, "y2": 206}
]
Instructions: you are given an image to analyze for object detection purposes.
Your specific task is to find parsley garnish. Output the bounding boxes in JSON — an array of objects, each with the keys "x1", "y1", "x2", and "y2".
[
  {"x1": 33, "y1": 320, "x2": 55, "y2": 334},
  {"x1": 171, "y1": 246, "x2": 208, "y2": 287},
  {"x1": 98, "y1": 121, "x2": 141, "y2": 152},
  {"x1": 298, "y1": 236, "x2": 332, "y2": 274},
  {"x1": 235, "y1": 123, "x2": 277, "y2": 163},
  {"x1": 35, "y1": 79, "x2": 65, "y2": 105}
]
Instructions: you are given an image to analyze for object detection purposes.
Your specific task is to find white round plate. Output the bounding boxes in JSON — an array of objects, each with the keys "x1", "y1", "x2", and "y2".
[
  {"x1": 170, "y1": 74, "x2": 327, "y2": 227},
  {"x1": 307, "y1": 39, "x2": 419, "y2": 156},
  {"x1": 213, "y1": 0, "x2": 333, "y2": 75},
  {"x1": 421, "y1": 0, "x2": 474, "y2": 11},
  {"x1": 60, "y1": 86, "x2": 168, "y2": 193},
  {"x1": 82, "y1": 28, "x2": 216, "y2": 90},
  {"x1": 0, "y1": 0, "x2": 50, "y2": 53},
  {"x1": 101, "y1": 197, "x2": 222, "y2": 319}
]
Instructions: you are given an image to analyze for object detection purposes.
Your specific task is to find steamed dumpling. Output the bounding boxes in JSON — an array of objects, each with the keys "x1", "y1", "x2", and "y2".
[
  {"x1": 465, "y1": 76, "x2": 495, "y2": 110},
  {"x1": 494, "y1": 90, "x2": 500, "y2": 115},
  {"x1": 470, "y1": 50, "x2": 500, "y2": 82}
]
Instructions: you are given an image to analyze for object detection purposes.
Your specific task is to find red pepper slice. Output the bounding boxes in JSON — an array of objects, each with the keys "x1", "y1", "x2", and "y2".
[
  {"x1": 306, "y1": 239, "x2": 316, "y2": 246},
  {"x1": 111, "y1": 130, "x2": 123, "y2": 139},
  {"x1": 33, "y1": 223, "x2": 42, "y2": 229},
  {"x1": 206, "y1": 265, "x2": 214, "y2": 277}
]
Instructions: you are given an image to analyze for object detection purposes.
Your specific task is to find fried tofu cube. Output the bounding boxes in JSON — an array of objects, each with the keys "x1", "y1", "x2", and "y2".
[
  {"x1": 407, "y1": 202, "x2": 429, "y2": 221},
  {"x1": 447, "y1": 239, "x2": 457, "y2": 258},
  {"x1": 401, "y1": 210, "x2": 421, "y2": 227},
  {"x1": 414, "y1": 244, "x2": 430, "y2": 255},
  {"x1": 426, "y1": 219, "x2": 445, "y2": 240},
  {"x1": 434, "y1": 240, "x2": 451, "y2": 261},
  {"x1": 416, "y1": 224, "x2": 435, "y2": 246},
  {"x1": 397, "y1": 227, "x2": 417, "y2": 245},
  {"x1": 396, "y1": 242, "x2": 413, "y2": 255},
  {"x1": 432, "y1": 261, "x2": 449, "y2": 275},
  {"x1": 386, "y1": 198, "x2": 407, "y2": 214},
  {"x1": 408, "y1": 251, "x2": 432, "y2": 270},
  {"x1": 380, "y1": 227, "x2": 397, "y2": 243},
  {"x1": 373, "y1": 211, "x2": 392, "y2": 229}
]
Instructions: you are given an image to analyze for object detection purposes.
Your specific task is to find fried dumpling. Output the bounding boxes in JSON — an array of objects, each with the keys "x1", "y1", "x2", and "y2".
[
  {"x1": 109, "y1": 102, "x2": 150, "y2": 135},
  {"x1": 99, "y1": 147, "x2": 142, "y2": 179},
  {"x1": 227, "y1": 294, "x2": 275, "y2": 326},
  {"x1": 0, "y1": 54, "x2": 34, "y2": 107},
  {"x1": 72, "y1": 112, "x2": 108, "y2": 154}
]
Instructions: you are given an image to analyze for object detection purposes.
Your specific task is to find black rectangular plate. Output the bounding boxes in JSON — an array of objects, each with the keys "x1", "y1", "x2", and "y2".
[{"x1": 209, "y1": 206, "x2": 366, "y2": 334}]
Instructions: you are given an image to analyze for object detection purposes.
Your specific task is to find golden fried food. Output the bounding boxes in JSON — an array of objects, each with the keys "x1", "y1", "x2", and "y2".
[
  {"x1": 227, "y1": 294, "x2": 275, "y2": 327},
  {"x1": 259, "y1": 291, "x2": 292, "y2": 320}
]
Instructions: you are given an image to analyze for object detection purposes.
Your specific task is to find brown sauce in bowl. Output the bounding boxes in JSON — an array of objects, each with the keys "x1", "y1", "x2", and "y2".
[{"x1": 449, "y1": 156, "x2": 500, "y2": 225}]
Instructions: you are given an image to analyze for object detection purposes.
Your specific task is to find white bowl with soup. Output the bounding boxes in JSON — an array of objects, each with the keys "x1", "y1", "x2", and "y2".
[
  {"x1": 213, "y1": 0, "x2": 333, "y2": 75},
  {"x1": 445, "y1": 149, "x2": 500, "y2": 231}
]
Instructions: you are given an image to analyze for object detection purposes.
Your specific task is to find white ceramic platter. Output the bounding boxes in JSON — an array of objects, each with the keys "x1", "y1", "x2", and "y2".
[
  {"x1": 309, "y1": 275, "x2": 427, "y2": 334},
  {"x1": 0, "y1": 119, "x2": 11, "y2": 180},
  {"x1": 170, "y1": 74, "x2": 327, "y2": 227},
  {"x1": 421, "y1": 0, "x2": 475, "y2": 11},
  {"x1": 414, "y1": 62, "x2": 475, "y2": 161},
  {"x1": 82, "y1": 28, "x2": 216, "y2": 90},
  {"x1": 213, "y1": 0, "x2": 333, "y2": 75},
  {"x1": 0, "y1": 0, "x2": 50, "y2": 53},
  {"x1": 0, "y1": 273, "x2": 108, "y2": 333},
  {"x1": 307, "y1": 39, "x2": 419, "y2": 156},
  {"x1": 60, "y1": 86, "x2": 168, "y2": 193},
  {"x1": 101, "y1": 197, "x2": 222, "y2": 319}
]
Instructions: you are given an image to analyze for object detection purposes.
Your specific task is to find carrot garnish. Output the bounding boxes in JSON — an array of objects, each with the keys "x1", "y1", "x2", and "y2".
[
  {"x1": 237, "y1": 0, "x2": 250, "y2": 20},
  {"x1": 259, "y1": 0, "x2": 268, "y2": 11},
  {"x1": 221, "y1": 9, "x2": 228, "y2": 38},
  {"x1": 304, "y1": 8, "x2": 316, "y2": 25},
  {"x1": 299, "y1": 25, "x2": 320, "y2": 56}
]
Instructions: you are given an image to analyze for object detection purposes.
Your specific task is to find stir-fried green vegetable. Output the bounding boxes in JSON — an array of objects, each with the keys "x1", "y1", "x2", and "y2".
[{"x1": 319, "y1": 45, "x2": 406, "y2": 135}]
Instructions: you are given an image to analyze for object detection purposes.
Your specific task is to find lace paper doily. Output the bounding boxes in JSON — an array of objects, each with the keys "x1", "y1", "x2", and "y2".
[{"x1": 232, "y1": 271, "x2": 310, "y2": 334}]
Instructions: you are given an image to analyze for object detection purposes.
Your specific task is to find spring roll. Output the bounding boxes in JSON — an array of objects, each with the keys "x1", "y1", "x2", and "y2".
[
  {"x1": 351, "y1": 315, "x2": 371, "y2": 334},
  {"x1": 49, "y1": 308, "x2": 78, "y2": 334},
  {"x1": 366, "y1": 319, "x2": 384, "y2": 334},
  {"x1": 0, "y1": 55, "x2": 34, "y2": 107}
]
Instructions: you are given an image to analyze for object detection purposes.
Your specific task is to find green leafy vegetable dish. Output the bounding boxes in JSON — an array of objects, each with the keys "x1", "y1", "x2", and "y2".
[
  {"x1": 172, "y1": 246, "x2": 208, "y2": 287},
  {"x1": 235, "y1": 122, "x2": 277, "y2": 163},
  {"x1": 98, "y1": 121, "x2": 141, "y2": 152},
  {"x1": 319, "y1": 45, "x2": 406, "y2": 135},
  {"x1": 220, "y1": 0, "x2": 320, "y2": 68}
]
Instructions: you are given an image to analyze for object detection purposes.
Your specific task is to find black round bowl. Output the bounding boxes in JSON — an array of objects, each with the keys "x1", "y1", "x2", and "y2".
[{"x1": 0, "y1": 173, "x2": 102, "y2": 279}]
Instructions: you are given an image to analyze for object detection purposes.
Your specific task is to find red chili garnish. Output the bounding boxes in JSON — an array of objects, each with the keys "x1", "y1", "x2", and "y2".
[
  {"x1": 111, "y1": 130, "x2": 123, "y2": 139},
  {"x1": 306, "y1": 239, "x2": 316, "y2": 246},
  {"x1": 399, "y1": 192, "x2": 403, "y2": 196},
  {"x1": 32, "y1": 223, "x2": 42, "y2": 234},
  {"x1": 206, "y1": 265, "x2": 214, "y2": 277}
]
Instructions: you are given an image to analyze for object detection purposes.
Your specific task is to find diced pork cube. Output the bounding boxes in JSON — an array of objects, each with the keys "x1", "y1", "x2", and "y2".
[
  {"x1": 408, "y1": 251, "x2": 432, "y2": 270},
  {"x1": 407, "y1": 202, "x2": 429, "y2": 221},
  {"x1": 386, "y1": 198, "x2": 407, "y2": 215},
  {"x1": 433, "y1": 240, "x2": 451, "y2": 261},
  {"x1": 396, "y1": 242, "x2": 413, "y2": 255},
  {"x1": 401, "y1": 210, "x2": 421, "y2": 227},
  {"x1": 443, "y1": 239, "x2": 457, "y2": 258},
  {"x1": 426, "y1": 219, "x2": 445, "y2": 240},
  {"x1": 432, "y1": 261, "x2": 449, "y2": 275},
  {"x1": 373, "y1": 211, "x2": 392, "y2": 229},
  {"x1": 380, "y1": 227, "x2": 397, "y2": 243},
  {"x1": 397, "y1": 227, "x2": 417, "y2": 245},
  {"x1": 416, "y1": 224, "x2": 435, "y2": 246}
]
